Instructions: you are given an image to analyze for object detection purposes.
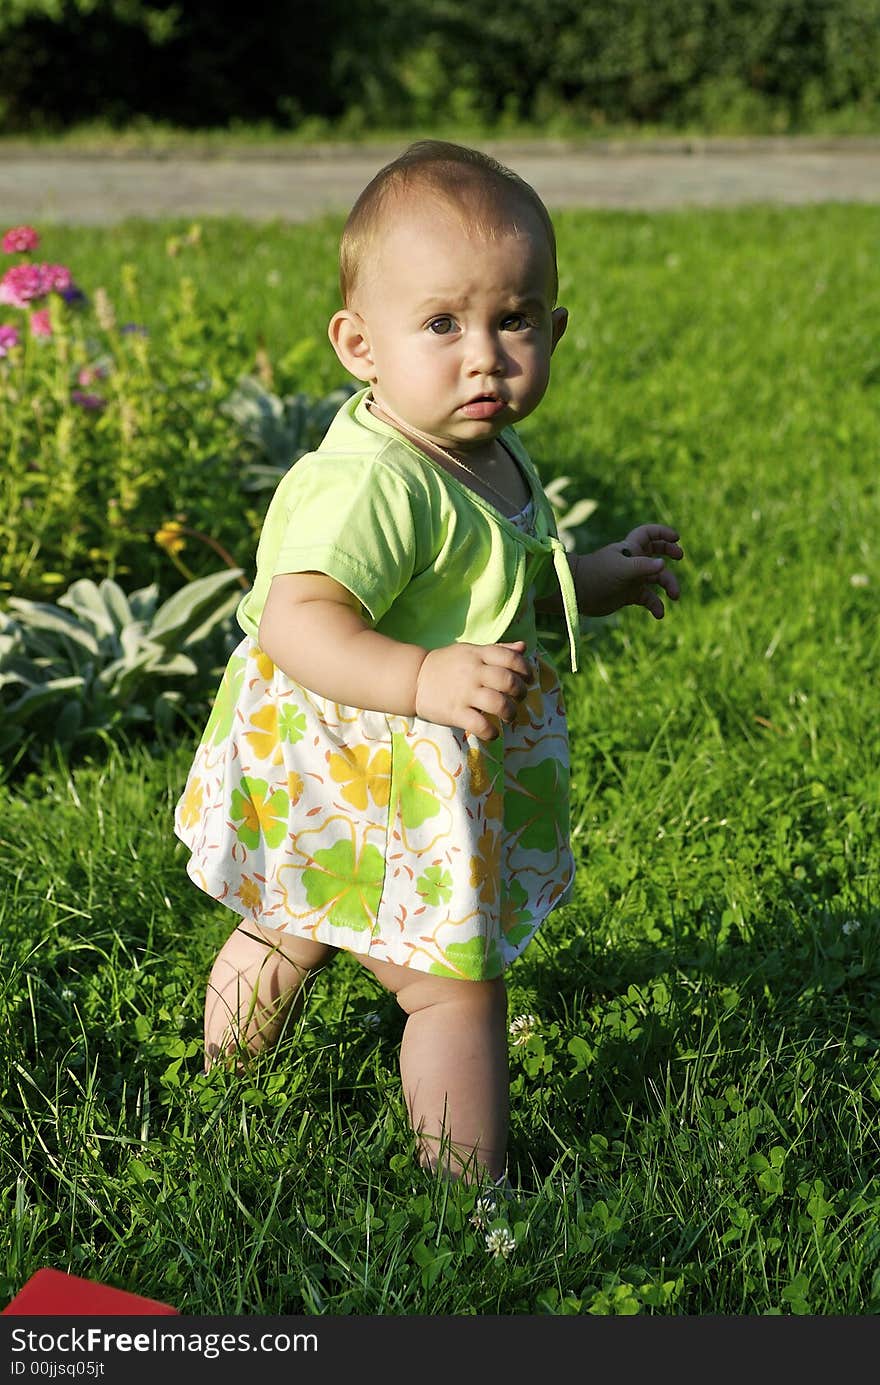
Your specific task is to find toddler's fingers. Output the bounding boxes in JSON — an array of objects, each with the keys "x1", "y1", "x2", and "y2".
[
  {"x1": 465, "y1": 710, "x2": 503, "y2": 742},
  {"x1": 483, "y1": 661, "x2": 530, "y2": 699},
  {"x1": 660, "y1": 540, "x2": 684, "y2": 560},
  {"x1": 644, "y1": 594, "x2": 666, "y2": 619},
  {"x1": 634, "y1": 523, "x2": 680, "y2": 545},
  {"x1": 626, "y1": 525, "x2": 683, "y2": 559},
  {"x1": 488, "y1": 640, "x2": 533, "y2": 681},
  {"x1": 628, "y1": 555, "x2": 669, "y2": 580},
  {"x1": 657, "y1": 569, "x2": 681, "y2": 600}
]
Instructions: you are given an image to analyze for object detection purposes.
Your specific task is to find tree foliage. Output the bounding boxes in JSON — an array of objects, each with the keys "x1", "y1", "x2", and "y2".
[{"x1": 1, "y1": 0, "x2": 879, "y2": 135}]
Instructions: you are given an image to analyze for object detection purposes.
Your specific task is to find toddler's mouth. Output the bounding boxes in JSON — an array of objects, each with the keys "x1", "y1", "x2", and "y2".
[{"x1": 461, "y1": 394, "x2": 505, "y2": 420}]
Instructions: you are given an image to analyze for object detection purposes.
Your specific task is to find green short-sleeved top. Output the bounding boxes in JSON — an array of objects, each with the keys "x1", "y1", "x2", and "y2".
[{"x1": 236, "y1": 388, "x2": 581, "y2": 672}]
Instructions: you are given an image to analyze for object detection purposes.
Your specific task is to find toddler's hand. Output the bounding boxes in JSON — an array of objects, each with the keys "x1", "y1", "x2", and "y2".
[
  {"x1": 415, "y1": 640, "x2": 533, "y2": 741},
  {"x1": 577, "y1": 524, "x2": 683, "y2": 620}
]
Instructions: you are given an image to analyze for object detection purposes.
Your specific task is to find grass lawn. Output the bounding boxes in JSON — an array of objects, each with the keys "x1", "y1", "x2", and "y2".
[{"x1": 1, "y1": 202, "x2": 879, "y2": 1315}]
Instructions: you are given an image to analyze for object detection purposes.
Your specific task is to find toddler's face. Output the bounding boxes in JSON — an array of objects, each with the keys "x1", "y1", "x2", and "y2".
[{"x1": 335, "y1": 205, "x2": 567, "y2": 456}]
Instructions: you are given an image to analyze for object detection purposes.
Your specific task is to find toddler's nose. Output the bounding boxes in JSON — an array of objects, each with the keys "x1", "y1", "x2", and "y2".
[{"x1": 466, "y1": 330, "x2": 504, "y2": 375}]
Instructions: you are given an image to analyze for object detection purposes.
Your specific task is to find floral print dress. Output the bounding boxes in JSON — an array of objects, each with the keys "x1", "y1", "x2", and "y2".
[{"x1": 174, "y1": 500, "x2": 574, "y2": 981}]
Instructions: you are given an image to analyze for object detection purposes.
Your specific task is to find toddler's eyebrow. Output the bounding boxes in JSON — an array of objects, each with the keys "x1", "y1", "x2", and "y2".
[
  {"x1": 503, "y1": 296, "x2": 547, "y2": 313},
  {"x1": 414, "y1": 293, "x2": 548, "y2": 316},
  {"x1": 414, "y1": 293, "x2": 463, "y2": 314}
]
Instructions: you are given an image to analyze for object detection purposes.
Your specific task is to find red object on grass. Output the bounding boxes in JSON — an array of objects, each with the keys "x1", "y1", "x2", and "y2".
[{"x1": 2, "y1": 1268, "x2": 178, "y2": 1315}]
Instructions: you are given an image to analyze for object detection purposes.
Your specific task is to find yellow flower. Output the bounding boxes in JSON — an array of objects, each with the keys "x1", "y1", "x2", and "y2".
[
  {"x1": 244, "y1": 703, "x2": 283, "y2": 763},
  {"x1": 154, "y1": 520, "x2": 186, "y2": 555},
  {"x1": 178, "y1": 776, "x2": 204, "y2": 830},
  {"x1": 235, "y1": 876, "x2": 263, "y2": 913},
  {"x1": 467, "y1": 745, "x2": 490, "y2": 795},
  {"x1": 469, "y1": 828, "x2": 500, "y2": 904},
  {"x1": 468, "y1": 745, "x2": 502, "y2": 820},
  {"x1": 287, "y1": 771, "x2": 304, "y2": 804},
  {"x1": 230, "y1": 776, "x2": 289, "y2": 849},
  {"x1": 328, "y1": 744, "x2": 391, "y2": 810},
  {"x1": 253, "y1": 648, "x2": 275, "y2": 680},
  {"x1": 512, "y1": 657, "x2": 557, "y2": 727}
]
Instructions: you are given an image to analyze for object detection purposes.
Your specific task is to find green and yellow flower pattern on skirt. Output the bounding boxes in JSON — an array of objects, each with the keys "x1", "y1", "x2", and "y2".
[{"x1": 175, "y1": 640, "x2": 574, "y2": 980}]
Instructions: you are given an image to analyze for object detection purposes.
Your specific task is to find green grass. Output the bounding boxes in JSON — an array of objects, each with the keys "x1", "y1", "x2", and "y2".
[
  {"x1": 34, "y1": 216, "x2": 345, "y2": 387},
  {"x1": 3, "y1": 100, "x2": 880, "y2": 154},
  {"x1": 2, "y1": 203, "x2": 879, "y2": 1314}
]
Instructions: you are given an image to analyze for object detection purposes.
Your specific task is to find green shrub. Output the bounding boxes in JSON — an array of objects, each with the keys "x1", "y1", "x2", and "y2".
[
  {"x1": 0, "y1": 0, "x2": 404, "y2": 133},
  {"x1": 0, "y1": 222, "x2": 357, "y2": 602},
  {"x1": 0, "y1": 230, "x2": 254, "y2": 600},
  {"x1": 3, "y1": 0, "x2": 878, "y2": 136}
]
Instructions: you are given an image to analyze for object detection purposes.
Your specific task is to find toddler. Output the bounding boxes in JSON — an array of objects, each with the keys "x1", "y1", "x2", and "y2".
[{"x1": 175, "y1": 139, "x2": 683, "y2": 1183}]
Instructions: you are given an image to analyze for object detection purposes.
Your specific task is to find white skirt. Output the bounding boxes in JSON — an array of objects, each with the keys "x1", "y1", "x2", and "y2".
[{"x1": 175, "y1": 638, "x2": 574, "y2": 980}]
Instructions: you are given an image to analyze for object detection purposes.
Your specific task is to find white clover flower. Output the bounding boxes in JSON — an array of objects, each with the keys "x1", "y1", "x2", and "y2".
[
  {"x1": 509, "y1": 1013, "x2": 539, "y2": 1046},
  {"x1": 485, "y1": 1226, "x2": 516, "y2": 1260},
  {"x1": 469, "y1": 1194, "x2": 497, "y2": 1231},
  {"x1": 842, "y1": 919, "x2": 861, "y2": 935},
  {"x1": 850, "y1": 573, "x2": 869, "y2": 588}
]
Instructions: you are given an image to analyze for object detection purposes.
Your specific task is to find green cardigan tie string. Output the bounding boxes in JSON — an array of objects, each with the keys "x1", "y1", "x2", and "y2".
[{"x1": 548, "y1": 536, "x2": 580, "y2": 674}]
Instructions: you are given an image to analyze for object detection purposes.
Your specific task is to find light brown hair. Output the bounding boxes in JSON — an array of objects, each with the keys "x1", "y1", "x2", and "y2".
[{"x1": 338, "y1": 139, "x2": 559, "y2": 306}]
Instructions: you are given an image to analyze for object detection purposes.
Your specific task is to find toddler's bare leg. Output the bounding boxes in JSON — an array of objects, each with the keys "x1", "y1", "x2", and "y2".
[
  {"x1": 358, "y1": 955, "x2": 509, "y2": 1181},
  {"x1": 205, "y1": 922, "x2": 335, "y2": 1070}
]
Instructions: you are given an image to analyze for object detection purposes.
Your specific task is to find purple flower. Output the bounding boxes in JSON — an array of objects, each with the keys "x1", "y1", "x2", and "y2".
[
  {"x1": 121, "y1": 322, "x2": 149, "y2": 335},
  {"x1": 71, "y1": 389, "x2": 106, "y2": 411},
  {"x1": 60, "y1": 282, "x2": 88, "y2": 307}
]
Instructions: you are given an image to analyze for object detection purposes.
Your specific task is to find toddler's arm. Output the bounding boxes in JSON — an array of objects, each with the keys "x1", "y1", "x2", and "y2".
[
  {"x1": 259, "y1": 572, "x2": 533, "y2": 742},
  {"x1": 536, "y1": 524, "x2": 683, "y2": 621}
]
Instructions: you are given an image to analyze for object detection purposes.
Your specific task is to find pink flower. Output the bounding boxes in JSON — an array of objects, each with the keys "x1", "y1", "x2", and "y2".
[
  {"x1": 45, "y1": 264, "x2": 71, "y2": 292},
  {"x1": 2, "y1": 225, "x2": 40, "y2": 254},
  {"x1": 0, "y1": 263, "x2": 44, "y2": 307},
  {"x1": 30, "y1": 308, "x2": 52, "y2": 337},
  {"x1": 0, "y1": 323, "x2": 20, "y2": 356},
  {"x1": 71, "y1": 389, "x2": 106, "y2": 411},
  {"x1": 77, "y1": 363, "x2": 108, "y2": 386},
  {"x1": 0, "y1": 261, "x2": 72, "y2": 307}
]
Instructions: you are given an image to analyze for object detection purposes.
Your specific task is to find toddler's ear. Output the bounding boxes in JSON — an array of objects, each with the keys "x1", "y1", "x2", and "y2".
[
  {"x1": 550, "y1": 306, "x2": 569, "y2": 353},
  {"x1": 328, "y1": 309, "x2": 375, "y2": 381}
]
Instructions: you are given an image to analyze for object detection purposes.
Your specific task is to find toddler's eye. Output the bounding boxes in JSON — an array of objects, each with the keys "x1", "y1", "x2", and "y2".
[
  {"x1": 427, "y1": 316, "x2": 456, "y2": 335},
  {"x1": 501, "y1": 313, "x2": 530, "y2": 332}
]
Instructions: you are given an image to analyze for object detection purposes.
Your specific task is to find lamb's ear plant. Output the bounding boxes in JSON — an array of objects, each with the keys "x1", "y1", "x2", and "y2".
[
  {"x1": 541, "y1": 476, "x2": 598, "y2": 554},
  {"x1": 222, "y1": 374, "x2": 359, "y2": 490},
  {"x1": 0, "y1": 568, "x2": 244, "y2": 767}
]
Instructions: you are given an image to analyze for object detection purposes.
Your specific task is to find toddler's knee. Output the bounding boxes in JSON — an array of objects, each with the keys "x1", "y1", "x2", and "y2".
[
  {"x1": 471, "y1": 975, "x2": 508, "y2": 1024},
  {"x1": 280, "y1": 935, "x2": 336, "y2": 973},
  {"x1": 224, "y1": 923, "x2": 333, "y2": 973},
  {"x1": 398, "y1": 971, "x2": 508, "y2": 1020}
]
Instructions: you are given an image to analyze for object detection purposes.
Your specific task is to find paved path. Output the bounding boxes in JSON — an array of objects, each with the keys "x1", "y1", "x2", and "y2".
[{"x1": 1, "y1": 137, "x2": 879, "y2": 222}]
